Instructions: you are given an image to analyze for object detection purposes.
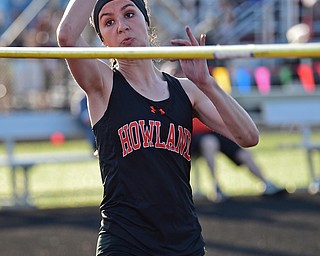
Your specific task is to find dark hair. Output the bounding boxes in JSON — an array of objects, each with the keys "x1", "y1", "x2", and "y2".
[{"x1": 91, "y1": 0, "x2": 150, "y2": 41}]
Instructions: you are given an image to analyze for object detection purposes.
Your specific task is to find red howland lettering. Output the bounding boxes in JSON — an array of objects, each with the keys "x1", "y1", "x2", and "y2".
[
  {"x1": 139, "y1": 120, "x2": 155, "y2": 148},
  {"x1": 117, "y1": 120, "x2": 191, "y2": 160},
  {"x1": 175, "y1": 126, "x2": 191, "y2": 161},
  {"x1": 118, "y1": 124, "x2": 133, "y2": 157},
  {"x1": 129, "y1": 121, "x2": 141, "y2": 150},
  {"x1": 166, "y1": 123, "x2": 176, "y2": 152},
  {"x1": 182, "y1": 128, "x2": 191, "y2": 161},
  {"x1": 175, "y1": 126, "x2": 186, "y2": 154},
  {"x1": 154, "y1": 121, "x2": 166, "y2": 149}
]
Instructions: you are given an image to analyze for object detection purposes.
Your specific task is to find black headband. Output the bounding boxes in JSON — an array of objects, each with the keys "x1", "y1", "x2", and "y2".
[{"x1": 92, "y1": 0, "x2": 150, "y2": 40}]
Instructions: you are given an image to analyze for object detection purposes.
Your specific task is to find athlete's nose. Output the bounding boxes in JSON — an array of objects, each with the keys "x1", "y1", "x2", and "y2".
[{"x1": 117, "y1": 19, "x2": 129, "y2": 33}]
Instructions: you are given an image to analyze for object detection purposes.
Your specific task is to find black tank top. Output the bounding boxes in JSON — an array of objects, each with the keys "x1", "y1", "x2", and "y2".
[{"x1": 93, "y1": 70, "x2": 205, "y2": 255}]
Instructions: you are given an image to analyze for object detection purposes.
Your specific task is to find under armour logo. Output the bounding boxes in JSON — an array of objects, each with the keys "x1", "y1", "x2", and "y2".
[{"x1": 150, "y1": 106, "x2": 166, "y2": 115}]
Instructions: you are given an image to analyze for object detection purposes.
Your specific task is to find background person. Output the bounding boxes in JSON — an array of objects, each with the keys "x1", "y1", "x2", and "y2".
[
  {"x1": 192, "y1": 118, "x2": 285, "y2": 202},
  {"x1": 71, "y1": 92, "x2": 97, "y2": 152}
]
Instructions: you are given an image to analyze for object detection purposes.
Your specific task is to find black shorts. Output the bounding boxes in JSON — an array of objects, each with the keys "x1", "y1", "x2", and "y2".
[
  {"x1": 96, "y1": 231, "x2": 206, "y2": 256},
  {"x1": 192, "y1": 132, "x2": 242, "y2": 166},
  {"x1": 96, "y1": 232, "x2": 150, "y2": 256}
]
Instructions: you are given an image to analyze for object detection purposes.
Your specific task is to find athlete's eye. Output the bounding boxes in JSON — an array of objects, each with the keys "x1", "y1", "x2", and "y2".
[
  {"x1": 105, "y1": 19, "x2": 114, "y2": 27},
  {"x1": 125, "y1": 12, "x2": 134, "y2": 19}
]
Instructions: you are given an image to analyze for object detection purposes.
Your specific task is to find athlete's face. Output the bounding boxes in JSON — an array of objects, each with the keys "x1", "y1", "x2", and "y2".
[{"x1": 98, "y1": 0, "x2": 149, "y2": 47}]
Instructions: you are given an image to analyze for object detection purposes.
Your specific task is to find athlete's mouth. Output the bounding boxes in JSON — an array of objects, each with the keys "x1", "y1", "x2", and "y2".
[{"x1": 121, "y1": 37, "x2": 134, "y2": 46}]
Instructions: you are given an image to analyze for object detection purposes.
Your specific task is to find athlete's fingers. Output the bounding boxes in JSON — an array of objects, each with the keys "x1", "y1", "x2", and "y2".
[
  {"x1": 170, "y1": 39, "x2": 191, "y2": 47},
  {"x1": 170, "y1": 39, "x2": 190, "y2": 62},
  {"x1": 185, "y1": 26, "x2": 199, "y2": 46},
  {"x1": 200, "y1": 33, "x2": 206, "y2": 46}
]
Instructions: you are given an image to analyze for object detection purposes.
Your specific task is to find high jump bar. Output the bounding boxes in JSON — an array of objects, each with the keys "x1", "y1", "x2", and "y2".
[{"x1": 0, "y1": 43, "x2": 320, "y2": 59}]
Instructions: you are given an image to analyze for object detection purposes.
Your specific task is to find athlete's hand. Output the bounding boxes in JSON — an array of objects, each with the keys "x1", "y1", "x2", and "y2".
[{"x1": 170, "y1": 26, "x2": 212, "y2": 90}]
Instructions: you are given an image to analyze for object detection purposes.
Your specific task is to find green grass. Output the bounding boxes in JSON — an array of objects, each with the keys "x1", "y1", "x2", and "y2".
[
  {"x1": 1, "y1": 131, "x2": 319, "y2": 209},
  {"x1": 0, "y1": 140, "x2": 102, "y2": 208}
]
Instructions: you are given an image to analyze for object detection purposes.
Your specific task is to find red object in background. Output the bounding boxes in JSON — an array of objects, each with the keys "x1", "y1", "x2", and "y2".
[
  {"x1": 193, "y1": 118, "x2": 211, "y2": 135},
  {"x1": 297, "y1": 64, "x2": 316, "y2": 93},
  {"x1": 50, "y1": 132, "x2": 65, "y2": 145}
]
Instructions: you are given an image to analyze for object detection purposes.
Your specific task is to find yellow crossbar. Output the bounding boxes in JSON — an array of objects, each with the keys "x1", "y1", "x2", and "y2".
[{"x1": 0, "y1": 43, "x2": 319, "y2": 59}]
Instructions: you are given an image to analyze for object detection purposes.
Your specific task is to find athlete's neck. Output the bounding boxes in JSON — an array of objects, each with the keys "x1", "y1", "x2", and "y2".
[{"x1": 118, "y1": 60, "x2": 169, "y2": 101}]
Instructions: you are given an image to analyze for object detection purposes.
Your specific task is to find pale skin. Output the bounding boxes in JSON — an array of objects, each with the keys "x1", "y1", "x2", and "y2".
[{"x1": 57, "y1": 0, "x2": 259, "y2": 148}]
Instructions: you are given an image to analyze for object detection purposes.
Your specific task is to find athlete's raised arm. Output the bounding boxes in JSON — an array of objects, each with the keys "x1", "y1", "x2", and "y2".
[
  {"x1": 172, "y1": 26, "x2": 259, "y2": 148},
  {"x1": 57, "y1": 0, "x2": 113, "y2": 124}
]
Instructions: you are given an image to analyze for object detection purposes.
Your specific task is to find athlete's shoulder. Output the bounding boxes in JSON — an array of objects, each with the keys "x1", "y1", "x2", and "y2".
[{"x1": 174, "y1": 77, "x2": 197, "y2": 106}]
